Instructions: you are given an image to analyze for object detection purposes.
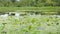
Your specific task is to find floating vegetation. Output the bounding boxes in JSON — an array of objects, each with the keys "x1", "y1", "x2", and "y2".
[{"x1": 0, "y1": 15, "x2": 60, "y2": 34}]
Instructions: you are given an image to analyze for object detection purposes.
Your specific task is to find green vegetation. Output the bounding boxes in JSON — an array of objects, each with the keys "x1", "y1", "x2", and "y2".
[
  {"x1": 0, "y1": 0, "x2": 60, "y2": 34},
  {"x1": 0, "y1": 0, "x2": 60, "y2": 7},
  {"x1": 0, "y1": 7, "x2": 60, "y2": 11},
  {"x1": 0, "y1": 15, "x2": 60, "y2": 34},
  {"x1": 0, "y1": 7, "x2": 60, "y2": 15}
]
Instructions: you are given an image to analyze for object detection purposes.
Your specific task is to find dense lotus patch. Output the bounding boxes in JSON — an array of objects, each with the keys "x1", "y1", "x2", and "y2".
[{"x1": 0, "y1": 15, "x2": 60, "y2": 34}]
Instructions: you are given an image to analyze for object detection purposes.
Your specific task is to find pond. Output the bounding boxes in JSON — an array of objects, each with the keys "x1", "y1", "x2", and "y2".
[{"x1": 0, "y1": 14, "x2": 60, "y2": 34}]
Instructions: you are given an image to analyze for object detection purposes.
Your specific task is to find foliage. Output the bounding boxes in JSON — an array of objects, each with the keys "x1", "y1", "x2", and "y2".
[
  {"x1": 0, "y1": 15, "x2": 60, "y2": 34},
  {"x1": 0, "y1": 0, "x2": 60, "y2": 7}
]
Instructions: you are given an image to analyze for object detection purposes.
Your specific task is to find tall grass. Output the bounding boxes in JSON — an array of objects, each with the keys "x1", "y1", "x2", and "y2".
[{"x1": 0, "y1": 7, "x2": 60, "y2": 12}]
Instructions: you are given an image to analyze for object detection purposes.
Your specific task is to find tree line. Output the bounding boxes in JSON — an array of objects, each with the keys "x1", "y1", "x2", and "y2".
[{"x1": 0, "y1": 0, "x2": 60, "y2": 7}]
